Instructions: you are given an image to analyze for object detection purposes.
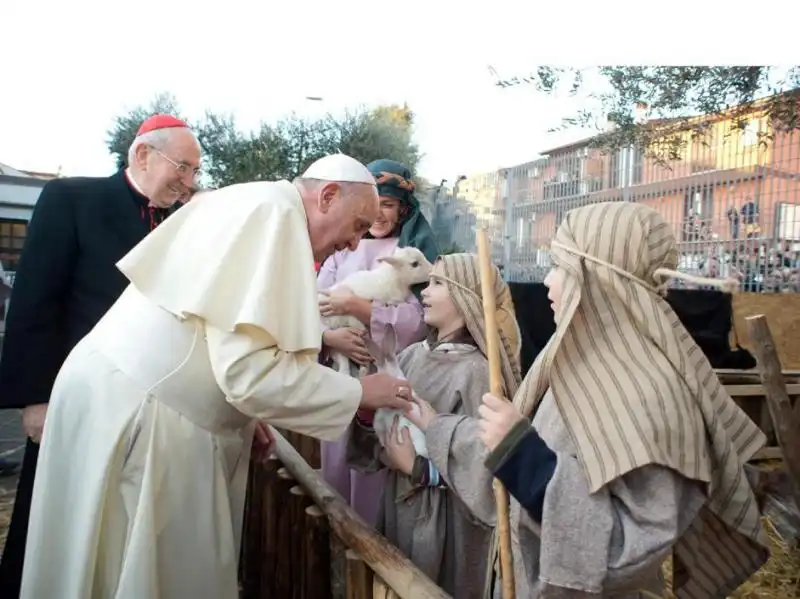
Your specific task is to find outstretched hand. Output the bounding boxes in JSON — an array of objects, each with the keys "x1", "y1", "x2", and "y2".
[{"x1": 360, "y1": 373, "x2": 414, "y2": 412}]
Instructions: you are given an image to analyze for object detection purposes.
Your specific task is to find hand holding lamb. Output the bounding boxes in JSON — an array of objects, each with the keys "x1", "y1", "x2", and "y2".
[
  {"x1": 319, "y1": 247, "x2": 432, "y2": 375},
  {"x1": 365, "y1": 324, "x2": 429, "y2": 458}
]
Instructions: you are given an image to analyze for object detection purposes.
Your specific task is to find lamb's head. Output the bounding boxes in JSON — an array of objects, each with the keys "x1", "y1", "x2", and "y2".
[{"x1": 376, "y1": 247, "x2": 433, "y2": 287}]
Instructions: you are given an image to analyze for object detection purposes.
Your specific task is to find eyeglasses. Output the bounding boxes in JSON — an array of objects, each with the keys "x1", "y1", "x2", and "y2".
[{"x1": 150, "y1": 146, "x2": 202, "y2": 181}]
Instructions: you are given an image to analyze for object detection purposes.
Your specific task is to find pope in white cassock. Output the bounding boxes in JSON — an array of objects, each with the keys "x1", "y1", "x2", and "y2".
[{"x1": 20, "y1": 154, "x2": 415, "y2": 599}]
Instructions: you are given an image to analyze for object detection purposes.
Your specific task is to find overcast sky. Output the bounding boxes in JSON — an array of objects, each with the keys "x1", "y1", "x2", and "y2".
[{"x1": 1, "y1": 0, "x2": 791, "y2": 182}]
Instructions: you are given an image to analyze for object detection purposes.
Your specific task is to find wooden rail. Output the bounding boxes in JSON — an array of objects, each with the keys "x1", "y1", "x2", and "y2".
[
  {"x1": 238, "y1": 358, "x2": 800, "y2": 598},
  {"x1": 239, "y1": 428, "x2": 452, "y2": 599}
]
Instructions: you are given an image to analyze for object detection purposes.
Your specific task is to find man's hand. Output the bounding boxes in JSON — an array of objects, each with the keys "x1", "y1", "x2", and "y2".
[
  {"x1": 252, "y1": 420, "x2": 276, "y2": 464},
  {"x1": 323, "y1": 328, "x2": 373, "y2": 366},
  {"x1": 22, "y1": 403, "x2": 48, "y2": 444},
  {"x1": 477, "y1": 393, "x2": 525, "y2": 452},
  {"x1": 360, "y1": 373, "x2": 413, "y2": 412}
]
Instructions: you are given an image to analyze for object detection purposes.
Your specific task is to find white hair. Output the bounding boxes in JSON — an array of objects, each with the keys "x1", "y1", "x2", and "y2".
[{"x1": 126, "y1": 128, "x2": 177, "y2": 168}]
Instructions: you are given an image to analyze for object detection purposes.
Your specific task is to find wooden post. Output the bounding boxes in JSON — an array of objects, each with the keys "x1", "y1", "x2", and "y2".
[
  {"x1": 273, "y1": 467, "x2": 298, "y2": 597},
  {"x1": 260, "y1": 455, "x2": 283, "y2": 598},
  {"x1": 745, "y1": 315, "x2": 800, "y2": 508},
  {"x1": 373, "y1": 575, "x2": 402, "y2": 599},
  {"x1": 304, "y1": 434, "x2": 321, "y2": 469},
  {"x1": 290, "y1": 485, "x2": 312, "y2": 599},
  {"x1": 283, "y1": 431, "x2": 319, "y2": 468},
  {"x1": 346, "y1": 550, "x2": 373, "y2": 599},
  {"x1": 330, "y1": 529, "x2": 349, "y2": 599},
  {"x1": 476, "y1": 227, "x2": 516, "y2": 599},
  {"x1": 241, "y1": 455, "x2": 281, "y2": 599},
  {"x1": 304, "y1": 505, "x2": 333, "y2": 599},
  {"x1": 272, "y1": 429, "x2": 452, "y2": 599}
]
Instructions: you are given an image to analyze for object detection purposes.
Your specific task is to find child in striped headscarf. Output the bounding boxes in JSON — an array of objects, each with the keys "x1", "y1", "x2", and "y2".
[
  {"x1": 479, "y1": 202, "x2": 768, "y2": 598},
  {"x1": 347, "y1": 253, "x2": 522, "y2": 599}
]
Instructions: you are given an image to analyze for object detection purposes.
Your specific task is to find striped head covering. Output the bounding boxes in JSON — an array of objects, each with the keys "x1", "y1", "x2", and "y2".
[
  {"x1": 430, "y1": 253, "x2": 522, "y2": 397},
  {"x1": 515, "y1": 202, "x2": 768, "y2": 597}
]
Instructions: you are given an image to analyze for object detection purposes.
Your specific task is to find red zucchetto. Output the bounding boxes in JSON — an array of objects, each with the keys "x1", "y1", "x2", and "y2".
[{"x1": 136, "y1": 114, "x2": 190, "y2": 137}]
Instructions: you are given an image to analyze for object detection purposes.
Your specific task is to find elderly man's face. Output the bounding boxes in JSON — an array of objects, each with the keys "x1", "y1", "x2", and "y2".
[
  {"x1": 135, "y1": 128, "x2": 202, "y2": 208},
  {"x1": 309, "y1": 182, "x2": 379, "y2": 262}
]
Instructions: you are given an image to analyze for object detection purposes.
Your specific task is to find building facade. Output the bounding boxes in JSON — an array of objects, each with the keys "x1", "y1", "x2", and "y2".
[
  {"x1": 0, "y1": 163, "x2": 57, "y2": 273},
  {"x1": 447, "y1": 100, "x2": 800, "y2": 289}
]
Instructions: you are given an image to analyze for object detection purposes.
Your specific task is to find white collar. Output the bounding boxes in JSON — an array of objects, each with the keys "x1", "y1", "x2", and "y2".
[{"x1": 124, "y1": 168, "x2": 147, "y2": 198}]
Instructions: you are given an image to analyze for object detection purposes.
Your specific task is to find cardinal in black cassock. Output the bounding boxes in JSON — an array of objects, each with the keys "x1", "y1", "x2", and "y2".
[{"x1": 0, "y1": 114, "x2": 201, "y2": 598}]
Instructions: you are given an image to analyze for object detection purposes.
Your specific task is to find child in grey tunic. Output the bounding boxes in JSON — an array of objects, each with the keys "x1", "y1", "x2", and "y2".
[{"x1": 348, "y1": 253, "x2": 523, "y2": 599}]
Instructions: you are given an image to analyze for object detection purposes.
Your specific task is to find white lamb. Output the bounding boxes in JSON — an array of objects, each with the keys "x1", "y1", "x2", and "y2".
[{"x1": 319, "y1": 246, "x2": 433, "y2": 375}]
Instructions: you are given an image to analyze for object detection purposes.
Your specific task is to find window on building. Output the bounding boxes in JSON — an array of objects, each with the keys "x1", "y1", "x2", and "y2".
[
  {"x1": 609, "y1": 147, "x2": 642, "y2": 187},
  {"x1": 610, "y1": 152, "x2": 620, "y2": 188},
  {"x1": 776, "y1": 202, "x2": 800, "y2": 240},
  {"x1": 0, "y1": 219, "x2": 29, "y2": 271},
  {"x1": 515, "y1": 213, "x2": 536, "y2": 248},
  {"x1": 631, "y1": 146, "x2": 644, "y2": 185},
  {"x1": 742, "y1": 119, "x2": 759, "y2": 147},
  {"x1": 682, "y1": 189, "x2": 713, "y2": 242}
]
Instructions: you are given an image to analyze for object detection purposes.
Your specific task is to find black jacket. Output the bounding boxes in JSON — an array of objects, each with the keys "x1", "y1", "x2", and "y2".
[{"x1": 0, "y1": 170, "x2": 172, "y2": 409}]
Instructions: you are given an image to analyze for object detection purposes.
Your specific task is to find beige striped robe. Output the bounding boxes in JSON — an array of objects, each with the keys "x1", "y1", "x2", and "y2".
[{"x1": 500, "y1": 202, "x2": 768, "y2": 598}]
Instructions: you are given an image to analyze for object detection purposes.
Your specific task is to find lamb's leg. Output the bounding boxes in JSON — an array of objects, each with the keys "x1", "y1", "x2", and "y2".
[{"x1": 332, "y1": 351, "x2": 351, "y2": 375}]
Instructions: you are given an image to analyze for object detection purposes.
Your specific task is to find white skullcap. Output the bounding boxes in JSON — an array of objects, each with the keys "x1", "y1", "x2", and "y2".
[{"x1": 301, "y1": 154, "x2": 376, "y2": 185}]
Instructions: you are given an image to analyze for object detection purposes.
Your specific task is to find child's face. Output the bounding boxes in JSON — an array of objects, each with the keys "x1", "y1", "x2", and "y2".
[
  {"x1": 420, "y1": 278, "x2": 462, "y2": 333},
  {"x1": 544, "y1": 267, "x2": 566, "y2": 324}
]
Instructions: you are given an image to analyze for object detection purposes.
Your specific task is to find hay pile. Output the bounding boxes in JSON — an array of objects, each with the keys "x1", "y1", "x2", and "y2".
[
  {"x1": 661, "y1": 456, "x2": 800, "y2": 599},
  {"x1": 729, "y1": 517, "x2": 800, "y2": 598},
  {"x1": 660, "y1": 517, "x2": 799, "y2": 597}
]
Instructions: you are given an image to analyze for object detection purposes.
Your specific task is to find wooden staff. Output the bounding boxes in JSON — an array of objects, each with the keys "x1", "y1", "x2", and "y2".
[
  {"x1": 271, "y1": 429, "x2": 451, "y2": 599},
  {"x1": 745, "y1": 314, "x2": 800, "y2": 507},
  {"x1": 476, "y1": 228, "x2": 516, "y2": 599}
]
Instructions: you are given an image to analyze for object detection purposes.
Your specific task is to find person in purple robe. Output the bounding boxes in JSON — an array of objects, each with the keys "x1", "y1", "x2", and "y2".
[{"x1": 317, "y1": 158, "x2": 439, "y2": 525}]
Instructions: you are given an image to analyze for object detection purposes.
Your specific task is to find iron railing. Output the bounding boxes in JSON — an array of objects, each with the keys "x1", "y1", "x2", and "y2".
[{"x1": 430, "y1": 124, "x2": 800, "y2": 292}]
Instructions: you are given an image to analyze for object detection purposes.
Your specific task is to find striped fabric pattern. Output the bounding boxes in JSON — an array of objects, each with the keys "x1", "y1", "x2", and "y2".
[
  {"x1": 514, "y1": 202, "x2": 769, "y2": 597},
  {"x1": 431, "y1": 253, "x2": 523, "y2": 398}
]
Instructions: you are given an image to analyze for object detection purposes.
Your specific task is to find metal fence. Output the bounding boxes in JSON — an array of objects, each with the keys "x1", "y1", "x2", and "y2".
[
  {"x1": 430, "y1": 122, "x2": 800, "y2": 292},
  {"x1": 0, "y1": 269, "x2": 24, "y2": 466}
]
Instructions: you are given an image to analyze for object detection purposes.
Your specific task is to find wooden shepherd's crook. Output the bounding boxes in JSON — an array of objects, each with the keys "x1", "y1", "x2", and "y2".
[
  {"x1": 745, "y1": 314, "x2": 800, "y2": 508},
  {"x1": 476, "y1": 228, "x2": 516, "y2": 599}
]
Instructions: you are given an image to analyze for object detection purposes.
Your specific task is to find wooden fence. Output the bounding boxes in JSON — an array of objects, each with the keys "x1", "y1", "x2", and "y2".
[
  {"x1": 237, "y1": 365, "x2": 800, "y2": 599},
  {"x1": 733, "y1": 293, "x2": 800, "y2": 369},
  {"x1": 238, "y1": 429, "x2": 452, "y2": 599}
]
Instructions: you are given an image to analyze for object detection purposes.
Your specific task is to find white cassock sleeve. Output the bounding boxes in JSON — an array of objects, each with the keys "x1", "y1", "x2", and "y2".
[
  {"x1": 206, "y1": 323, "x2": 362, "y2": 441},
  {"x1": 116, "y1": 180, "x2": 362, "y2": 440}
]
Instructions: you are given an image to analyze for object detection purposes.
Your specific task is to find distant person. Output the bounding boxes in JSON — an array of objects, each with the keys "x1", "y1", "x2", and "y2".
[{"x1": 0, "y1": 114, "x2": 201, "y2": 599}]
